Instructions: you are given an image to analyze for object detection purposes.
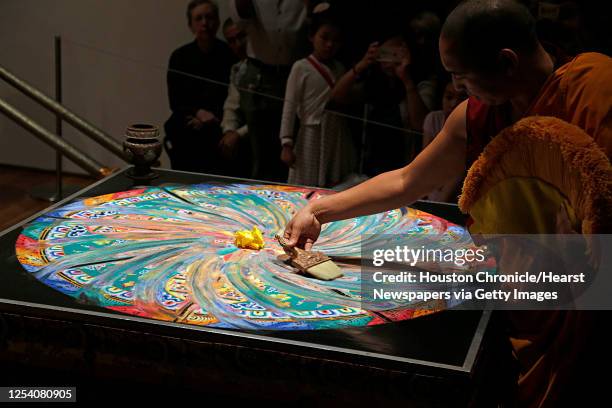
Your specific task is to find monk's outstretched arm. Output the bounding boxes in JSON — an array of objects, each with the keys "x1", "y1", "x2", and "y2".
[
  {"x1": 285, "y1": 100, "x2": 468, "y2": 248},
  {"x1": 316, "y1": 101, "x2": 466, "y2": 222}
]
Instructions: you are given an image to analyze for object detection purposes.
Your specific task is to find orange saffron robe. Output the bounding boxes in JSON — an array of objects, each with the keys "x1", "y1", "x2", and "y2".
[
  {"x1": 467, "y1": 52, "x2": 612, "y2": 167},
  {"x1": 465, "y1": 52, "x2": 612, "y2": 408}
]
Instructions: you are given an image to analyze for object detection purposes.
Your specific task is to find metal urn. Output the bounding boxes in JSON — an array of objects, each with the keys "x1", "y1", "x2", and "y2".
[{"x1": 123, "y1": 124, "x2": 162, "y2": 182}]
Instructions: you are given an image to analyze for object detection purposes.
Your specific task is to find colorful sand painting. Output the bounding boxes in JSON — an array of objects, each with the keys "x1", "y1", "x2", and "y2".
[{"x1": 16, "y1": 183, "x2": 475, "y2": 330}]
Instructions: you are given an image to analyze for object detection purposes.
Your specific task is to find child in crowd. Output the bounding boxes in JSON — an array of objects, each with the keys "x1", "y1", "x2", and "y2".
[
  {"x1": 422, "y1": 79, "x2": 467, "y2": 202},
  {"x1": 422, "y1": 80, "x2": 467, "y2": 147},
  {"x1": 279, "y1": 11, "x2": 356, "y2": 187}
]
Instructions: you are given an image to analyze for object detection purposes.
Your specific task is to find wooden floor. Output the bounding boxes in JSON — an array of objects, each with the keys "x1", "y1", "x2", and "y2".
[{"x1": 0, "y1": 165, "x2": 95, "y2": 231}]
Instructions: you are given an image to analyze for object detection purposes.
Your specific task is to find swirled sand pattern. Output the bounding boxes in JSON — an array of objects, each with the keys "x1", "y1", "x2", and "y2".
[{"x1": 15, "y1": 183, "x2": 475, "y2": 330}]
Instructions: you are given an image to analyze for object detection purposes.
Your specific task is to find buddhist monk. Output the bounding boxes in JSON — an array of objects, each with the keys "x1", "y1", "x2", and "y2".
[{"x1": 283, "y1": 0, "x2": 611, "y2": 406}]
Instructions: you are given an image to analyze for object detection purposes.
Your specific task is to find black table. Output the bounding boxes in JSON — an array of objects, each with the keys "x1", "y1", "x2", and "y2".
[{"x1": 0, "y1": 167, "x2": 513, "y2": 406}]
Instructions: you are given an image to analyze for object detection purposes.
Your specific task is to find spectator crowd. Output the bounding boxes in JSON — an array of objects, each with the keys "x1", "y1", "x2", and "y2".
[{"x1": 164, "y1": 0, "x2": 609, "y2": 203}]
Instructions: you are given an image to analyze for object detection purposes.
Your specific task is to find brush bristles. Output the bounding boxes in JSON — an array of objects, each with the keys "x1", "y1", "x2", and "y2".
[{"x1": 306, "y1": 260, "x2": 343, "y2": 280}]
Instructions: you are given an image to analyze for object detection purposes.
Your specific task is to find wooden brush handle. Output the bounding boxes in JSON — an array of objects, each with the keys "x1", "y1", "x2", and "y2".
[{"x1": 275, "y1": 234, "x2": 297, "y2": 257}]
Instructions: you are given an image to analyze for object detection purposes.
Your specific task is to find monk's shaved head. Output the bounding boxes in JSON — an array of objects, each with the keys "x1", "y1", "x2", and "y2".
[{"x1": 441, "y1": 0, "x2": 538, "y2": 72}]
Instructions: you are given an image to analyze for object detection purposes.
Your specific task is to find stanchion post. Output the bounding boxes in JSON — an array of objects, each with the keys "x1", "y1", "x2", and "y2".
[{"x1": 55, "y1": 35, "x2": 63, "y2": 200}]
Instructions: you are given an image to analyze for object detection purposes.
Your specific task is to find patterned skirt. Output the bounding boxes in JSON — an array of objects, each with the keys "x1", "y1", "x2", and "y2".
[{"x1": 288, "y1": 112, "x2": 356, "y2": 188}]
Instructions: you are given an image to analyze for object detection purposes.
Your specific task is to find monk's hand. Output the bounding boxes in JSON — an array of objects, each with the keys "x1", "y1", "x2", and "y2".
[{"x1": 284, "y1": 204, "x2": 321, "y2": 250}]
